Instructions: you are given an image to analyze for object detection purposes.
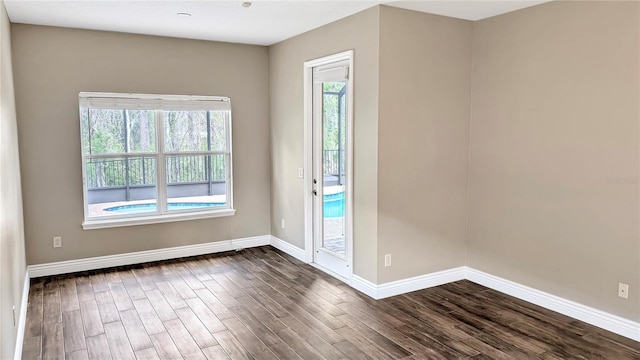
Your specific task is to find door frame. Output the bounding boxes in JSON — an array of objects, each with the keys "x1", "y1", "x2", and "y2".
[{"x1": 303, "y1": 50, "x2": 354, "y2": 282}]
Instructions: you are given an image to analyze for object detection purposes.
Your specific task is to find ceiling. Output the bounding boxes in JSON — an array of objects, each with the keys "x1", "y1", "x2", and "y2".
[{"x1": 3, "y1": 1, "x2": 551, "y2": 46}]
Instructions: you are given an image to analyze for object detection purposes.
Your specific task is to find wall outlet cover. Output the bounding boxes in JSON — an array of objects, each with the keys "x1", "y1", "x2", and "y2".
[{"x1": 618, "y1": 283, "x2": 629, "y2": 299}]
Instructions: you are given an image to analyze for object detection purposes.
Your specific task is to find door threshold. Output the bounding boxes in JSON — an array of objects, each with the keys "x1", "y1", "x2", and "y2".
[{"x1": 309, "y1": 262, "x2": 351, "y2": 285}]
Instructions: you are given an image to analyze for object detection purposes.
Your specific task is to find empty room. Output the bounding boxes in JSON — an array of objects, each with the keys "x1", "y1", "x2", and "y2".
[{"x1": 1, "y1": 0, "x2": 638, "y2": 359}]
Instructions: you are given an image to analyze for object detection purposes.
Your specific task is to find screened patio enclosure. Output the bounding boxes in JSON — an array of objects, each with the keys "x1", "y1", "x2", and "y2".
[
  {"x1": 85, "y1": 155, "x2": 227, "y2": 204},
  {"x1": 319, "y1": 81, "x2": 347, "y2": 256},
  {"x1": 322, "y1": 82, "x2": 347, "y2": 187}
]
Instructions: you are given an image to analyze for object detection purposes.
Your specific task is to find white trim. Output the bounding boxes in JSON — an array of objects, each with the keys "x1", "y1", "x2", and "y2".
[
  {"x1": 156, "y1": 108, "x2": 167, "y2": 215},
  {"x1": 28, "y1": 235, "x2": 269, "y2": 278},
  {"x1": 349, "y1": 266, "x2": 639, "y2": 341},
  {"x1": 303, "y1": 56, "x2": 314, "y2": 264},
  {"x1": 82, "y1": 209, "x2": 236, "y2": 230},
  {"x1": 79, "y1": 92, "x2": 230, "y2": 111},
  {"x1": 350, "y1": 267, "x2": 467, "y2": 300},
  {"x1": 310, "y1": 262, "x2": 350, "y2": 285},
  {"x1": 303, "y1": 50, "x2": 355, "y2": 278},
  {"x1": 350, "y1": 274, "x2": 378, "y2": 299},
  {"x1": 225, "y1": 110, "x2": 234, "y2": 213},
  {"x1": 79, "y1": 92, "x2": 230, "y2": 102},
  {"x1": 13, "y1": 269, "x2": 30, "y2": 360},
  {"x1": 269, "y1": 236, "x2": 307, "y2": 263},
  {"x1": 465, "y1": 267, "x2": 640, "y2": 342},
  {"x1": 344, "y1": 51, "x2": 355, "y2": 283},
  {"x1": 80, "y1": 96, "x2": 234, "y2": 227},
  {"x1": 377, "y1": 267, "x2": 467, "y2": 299},
  {"x1": 22, "y1": 241, "x2": 640, "y2": 341},
  {"x1": 304, "y1": 51, "x2": 355, "y2": 68}
]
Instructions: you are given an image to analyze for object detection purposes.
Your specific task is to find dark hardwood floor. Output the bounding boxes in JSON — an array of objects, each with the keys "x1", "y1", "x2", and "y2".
[{"x1": 22, "y1": 246, "x2": 639, "y2": 359}]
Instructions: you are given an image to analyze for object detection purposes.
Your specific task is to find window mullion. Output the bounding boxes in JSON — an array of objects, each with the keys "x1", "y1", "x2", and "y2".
[
  {"x1": 124, "y1": 110, "x2": 131, "y2": 202},
  {"x1": 226, "y1": 111, "x2": 233, "y2": 210},
  {"x1": 156, "y1": 109, "x2": 168, "y2": 213}
]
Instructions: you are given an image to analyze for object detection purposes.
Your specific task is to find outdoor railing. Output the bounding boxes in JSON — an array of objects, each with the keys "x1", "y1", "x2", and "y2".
[
  {"x1": 166, "y1": 155, "x2": 226, "y2": 184},
  {"x1": 87, "y1": 151, "x2": 336, "y2": 190},
  {"x1": 323, "y1": 149, "x2": 345, "y2": 176},
  {"x1": 86, "y1": 155, "x2": 226, "y2": 189}
]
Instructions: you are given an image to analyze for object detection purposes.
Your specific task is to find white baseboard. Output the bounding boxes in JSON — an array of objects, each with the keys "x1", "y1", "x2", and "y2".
[
  {"x1": 377, "y1": 267, "x2": 467, "y2": 299},
  {"x1": 351, "y1": 274, "x2": 378, "y2": 299},
  {"x1": 348, "y1": 265, "x2": 639, "y2": 341},
  {"x1": 23, "y1": 236, "x2": 640, "y2": 342},
  {"x1": 351, "y1": 267, "x2": 467, "y2": 300},
  {"x1": 28, "y1": 235, "x2": 270, "y2": 278},
  {"x1": 269, "y1": 236, "x2": 307, "y2": 263},
  {"x1": 466, "y1": 267, "x2": 640, "y2": 342},
  {"x1": 14, "y1": 269, "x2": 30, "y2": 360}
]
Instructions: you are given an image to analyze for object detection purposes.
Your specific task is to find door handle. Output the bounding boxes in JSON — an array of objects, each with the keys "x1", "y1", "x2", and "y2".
[{"x1": 312, "y1": 190, "x2": 317, "y2": 196}]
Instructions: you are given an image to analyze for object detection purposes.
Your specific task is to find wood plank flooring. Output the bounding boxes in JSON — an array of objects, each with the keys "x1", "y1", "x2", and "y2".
[{"x1": 22, "y1": 246, "x2": 640, "y2": 359}]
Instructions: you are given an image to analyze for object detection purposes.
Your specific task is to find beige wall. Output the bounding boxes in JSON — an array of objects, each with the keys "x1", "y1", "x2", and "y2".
[
  {"x1": 0, "y1": 2, "x2": 27, "y2": 358},
  {"x1": 11, "y1": 25, "x2": 271, "y2": 265},
  {"x1": 468, "y1": 1, "x2": 640, "y2": 321},
  {"x1": 377, "y1": 6, "x2": 472, "y2": 283},
  {"x1": 7, "y1": 0, "x2": 638, "y2": 331},
  {"x1": 269, "y1": 7, "x2": 380, "y2": 282}
]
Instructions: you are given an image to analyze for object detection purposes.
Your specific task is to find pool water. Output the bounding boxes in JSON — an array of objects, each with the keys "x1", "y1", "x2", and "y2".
[
  {"x1": 324, "y1": 192, "x2": 345, "y2": 218},
  {"x1": 105, "y1": 193, "x2": 346, "y2": 217},
  {"x1": 105, "y1": 202, "x2": 225, "y2": 213}
]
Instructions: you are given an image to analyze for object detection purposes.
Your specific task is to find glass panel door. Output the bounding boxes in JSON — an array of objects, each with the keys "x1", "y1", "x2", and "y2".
[
  {"x1": 311, "y1": 58, "x2": 351, "y2": 279},
  {"x1": 321, "y1": 81, "x2": 347, "y2": 257}
]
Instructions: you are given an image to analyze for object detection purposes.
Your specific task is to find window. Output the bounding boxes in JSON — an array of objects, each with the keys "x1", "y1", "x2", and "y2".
[{"x1": 79, "y1": 93, "x2": 234, "y2": 229}]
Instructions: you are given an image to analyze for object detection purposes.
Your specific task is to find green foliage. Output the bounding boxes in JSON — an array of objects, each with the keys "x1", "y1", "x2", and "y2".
[
  {"x1": 322, "y1": 82, "x2": 346, "y2": 152},
  {"x1": 81, "y1": 109, "x2": 125, "y2": 154},
  {"x1": 164, "y1": 111, "x2": 226, "y2": 152}
]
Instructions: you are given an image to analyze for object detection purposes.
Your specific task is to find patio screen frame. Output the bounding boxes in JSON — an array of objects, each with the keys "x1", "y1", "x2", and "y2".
[{"x1": 79, "y1": 92, "x2": 235, "y2": 230}]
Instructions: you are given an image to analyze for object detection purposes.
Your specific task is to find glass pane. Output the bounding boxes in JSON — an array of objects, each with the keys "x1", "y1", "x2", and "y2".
[
  {"x1": 322, "y1": 81, "x2": 347, "y2": 256},
  {"x1": 85, "y1": 157, "x2": 157, "y2": 217},
  {"x1": 127, "y1": 110, "x2": 156, "y2": 153},
  {"x1": 81, "y1": 108, "x2": 125, "y2": 155},
  {"x1": 209, "y1": 111, "x2": 227, "y2": 152},
  {"x1": 166, "y1": 154, "x2": 227, "y2": 211},
  {"x1": 81, "y1": 109, "x2": 156, "y2": 155},
  {"x1": 164, "y1": 111, "x2": 226, "y2": 152}
]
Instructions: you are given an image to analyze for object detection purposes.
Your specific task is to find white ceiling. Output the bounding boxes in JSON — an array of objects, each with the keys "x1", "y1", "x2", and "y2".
[
  {"x1": 390, "y1": 1, "x2": 550, "y2": 21},
  {"x1": 3, "y1": 1, "x2": 551, "y2": 46}
]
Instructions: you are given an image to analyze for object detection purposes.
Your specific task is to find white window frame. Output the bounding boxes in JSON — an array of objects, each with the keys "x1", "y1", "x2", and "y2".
[{"x1": 79, "y1": 92, "x2": 235, "y2": 230}]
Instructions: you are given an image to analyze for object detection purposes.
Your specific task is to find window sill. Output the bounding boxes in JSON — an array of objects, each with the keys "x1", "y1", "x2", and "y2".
[{"x1": 82, "y1": 209, "x2": 236, "y2": 230}]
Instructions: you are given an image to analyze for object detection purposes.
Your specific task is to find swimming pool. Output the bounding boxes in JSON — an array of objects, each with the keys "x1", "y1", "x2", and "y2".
[
  {"x1": 105, "y1": 202, "x2": 225, "y2": 213},
  {"x1": 323, "y1": 192, "x2": 345, "y2": 218},
  {"x1": 104, "y1": 193, "x2": 345, "y2": 217}
]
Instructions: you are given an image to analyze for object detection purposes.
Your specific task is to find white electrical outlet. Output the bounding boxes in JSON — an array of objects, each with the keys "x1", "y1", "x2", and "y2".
[
  {"x1": 384, "y1": 254, "x2": 391, "y2": 267},
  {"x1": 281, "y1": 219, "x2": 285, "y2": 229},
  {"x1": 53, "y1": 236, "x2": 62, "y2": 248},
  {"x1": 298, "y1": 168, "x2": 304, "y2": 178},
  {"x1": 618, "y1": 283, "x2": 629, "y2": 299}
]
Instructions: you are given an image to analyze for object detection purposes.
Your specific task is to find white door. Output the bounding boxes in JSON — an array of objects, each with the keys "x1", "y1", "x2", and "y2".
[{"x1": 305, "y1": 52, "x2": 353, "y2": 280}]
